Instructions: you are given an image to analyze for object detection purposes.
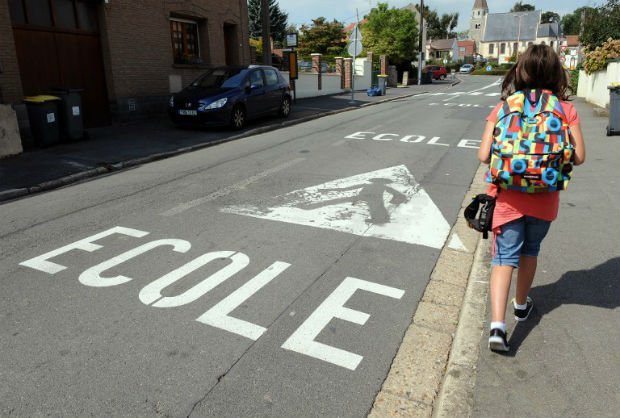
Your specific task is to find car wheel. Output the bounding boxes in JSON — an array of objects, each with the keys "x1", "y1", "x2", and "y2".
[
  {"x1": 279, "y1": 96, "x2": 291, "y2": 118},
  {"x1": 230, "y1": 105, "x2": 246, "y2": 130},
  {"x1": 440, "y1": 74, "x2": 446, "y2": 80}
]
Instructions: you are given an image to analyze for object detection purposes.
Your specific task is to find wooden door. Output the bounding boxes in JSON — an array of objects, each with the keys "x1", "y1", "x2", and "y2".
[{"x1": 10, "y1": 0, "x2": 110, "y2": 127}]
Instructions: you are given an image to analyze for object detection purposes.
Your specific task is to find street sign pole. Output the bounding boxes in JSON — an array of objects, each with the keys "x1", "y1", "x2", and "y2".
[
  {"x1": 417, "y1": 0, "x2": 424, "y2": 86},
  {"x1": 350, "y1": 9, "x2": 360, "y2": 103}
]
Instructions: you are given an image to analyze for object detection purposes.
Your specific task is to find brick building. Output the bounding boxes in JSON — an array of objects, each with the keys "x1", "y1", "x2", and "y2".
[{"x1": 0, "y1": 0, "x2": 250, "y2": 130}]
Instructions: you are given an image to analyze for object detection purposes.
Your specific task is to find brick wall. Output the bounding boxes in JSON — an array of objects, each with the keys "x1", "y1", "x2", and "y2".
[{"x1": 0, "y1": 0, "x2": 23, "y2": 104}]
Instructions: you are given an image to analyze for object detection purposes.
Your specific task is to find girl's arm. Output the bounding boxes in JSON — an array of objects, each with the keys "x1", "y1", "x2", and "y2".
[
  {"x1": 478, "y1": 121, "x2": 495, "y2": 163},
  {"x1": 570, "y1": 123, "x2": 586, "y2": 165}
]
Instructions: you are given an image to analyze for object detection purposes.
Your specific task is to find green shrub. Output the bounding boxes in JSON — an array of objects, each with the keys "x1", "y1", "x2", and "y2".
[
  {"x1": 583, "y1": 38, "x2": 620, "y2": 74},
  {"x1": 569, "y1": 68, "x2": 580, "y2": 95},
  {"x1": 471, "y1": 69, "x2": 509, "y2": 75}
]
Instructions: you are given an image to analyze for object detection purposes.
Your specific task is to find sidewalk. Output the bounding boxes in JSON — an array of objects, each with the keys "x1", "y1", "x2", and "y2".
[
  {"x1": 0, "y1": 81, "x2": 456, "y2": 203},
  {"x1": 436, "y1": 98, "x2": 620, "y2": 417}
]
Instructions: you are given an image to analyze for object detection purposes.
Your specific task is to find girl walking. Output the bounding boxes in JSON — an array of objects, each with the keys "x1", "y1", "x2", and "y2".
[{"x1": 477, "y1": 45, "x2": 586, "y2": 352}]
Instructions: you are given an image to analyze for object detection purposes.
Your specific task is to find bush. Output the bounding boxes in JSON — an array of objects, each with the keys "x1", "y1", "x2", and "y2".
[
  {"x1": 583, "y1": 38, "x2": 620, "y2": 74},
  {"x1": 569, "y1": 68, "x2": 580, "y2": 95},
  {"x1": 471, "y1": 69, "x2": 509, "y2": 75}
]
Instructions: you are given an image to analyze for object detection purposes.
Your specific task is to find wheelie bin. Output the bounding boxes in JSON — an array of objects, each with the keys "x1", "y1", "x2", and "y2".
[{"x1": 23, "y1": 95, "x2": 61, "y2": 147}]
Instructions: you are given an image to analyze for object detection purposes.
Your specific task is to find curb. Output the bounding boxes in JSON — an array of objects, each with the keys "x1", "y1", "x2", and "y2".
[
  {"x1": 368, "y1": 164, "x2": 487, "y2": 418},
  {"x1": 0, "y1": 90, "x2": 432, "y2": 204}
]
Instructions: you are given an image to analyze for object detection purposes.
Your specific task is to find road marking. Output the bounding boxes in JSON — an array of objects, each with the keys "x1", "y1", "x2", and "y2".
[
  {"x1": 19, "y1": 226, "x2": 150, "y2": 274},
  {"x1": 161, "y1": 158, "x2": 306, "y2": 216},
  {"x1": 448, "y1": 234, "x2": 467, "y2": 252},
  {"x1": 222, "y1": 165, "x2": 458, "y2": 249},
  {"x1": 281, "y1": 277, "x2": 405, "y2": 370}
]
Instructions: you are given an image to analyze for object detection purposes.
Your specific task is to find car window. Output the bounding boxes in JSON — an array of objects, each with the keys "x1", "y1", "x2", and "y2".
[
  {"x1": 220, "y1": 69, "x2": 250, "y2": 88},
  {"x1": 192, "y1": 68, "x2": 244, "y2": 88},
  {"x1": 249, "y1": 70, "x2": 264, "y2": 87},
  {"x1": 264, "y1": 68, "x2": 279, "y2": 86}
]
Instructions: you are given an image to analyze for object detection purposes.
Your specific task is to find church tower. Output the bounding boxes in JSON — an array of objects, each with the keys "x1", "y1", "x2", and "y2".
[{"x1": 469, "y1": 0, "x2": 489, "y2": 52}]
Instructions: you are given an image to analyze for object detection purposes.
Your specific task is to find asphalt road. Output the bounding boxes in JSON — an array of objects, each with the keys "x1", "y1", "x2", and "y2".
[{"x1": 1, "y1": 76, "x2": 503, "y2": 417}]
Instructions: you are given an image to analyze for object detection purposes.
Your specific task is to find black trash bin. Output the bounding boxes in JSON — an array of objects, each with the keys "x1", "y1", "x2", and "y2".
[
  {"x1": 607, "y1": 85, "x2": 620, "y2": 136},
  {"x1": 50, "y1": 88, "x2": 84, "y2": 141},
  {"x1": 421, "y1": 71, "x2": 433, "y2": 84},
  {"x1": 23, "y1": 95, "x2": 61, "y2": 147}
]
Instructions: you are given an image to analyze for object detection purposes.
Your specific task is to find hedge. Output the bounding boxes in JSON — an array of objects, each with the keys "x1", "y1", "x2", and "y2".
[{"x1": 471, "y1": 69, "x2": 509, "y2": 75}]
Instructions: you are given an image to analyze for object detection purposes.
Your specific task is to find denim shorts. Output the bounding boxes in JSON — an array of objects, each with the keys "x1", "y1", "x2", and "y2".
[{"x1": 492, "y1": 216, "x2": 552, "y2": 267}]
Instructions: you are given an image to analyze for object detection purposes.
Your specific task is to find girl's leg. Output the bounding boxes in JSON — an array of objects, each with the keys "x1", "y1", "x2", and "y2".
[
  {"x1": 490, "y1": 265, "x2": 514, "y2": 322},
  {"x1": 515, "y1": 255, "x2": 537, "y2": 305}
]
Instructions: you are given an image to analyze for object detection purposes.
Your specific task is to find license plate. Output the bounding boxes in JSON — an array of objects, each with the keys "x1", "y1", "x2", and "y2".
[{"x1": 179, "y1": 109, "x2": 197, "y2": 116}]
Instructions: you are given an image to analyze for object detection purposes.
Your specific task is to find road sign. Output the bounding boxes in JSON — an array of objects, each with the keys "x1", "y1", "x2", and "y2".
[
  {"x1": 486, "y1": 65, "x2": 492, "y2": 72},
  {"x1": 347, "y1": 40, "x2": 363, "y2": 57}
]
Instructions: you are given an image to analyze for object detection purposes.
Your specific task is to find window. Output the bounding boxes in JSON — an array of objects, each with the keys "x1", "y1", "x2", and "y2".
[
  {"x1": 170, "y1": 19, "x2": 201, "y2": 65},
  {"x1": 475, "y1": 23, "x2": 480, "y2": 29},
  {"x1": 249, "y1": 70, "x2": 264, "y2": 87},
  {"x1": 513, "y1": 42, "x2": 518, "y2": 53},
  {"x1": 528, "y1": 41, "x2": 534, "y2": 47},
  {"x1": 264, "y1": 68, "x2": 279, "y2": 86},
  {"x1": 500, "y1": 43, "x2": 506, "y2": 54},
  {"x1": 460, "y1": 47, "x2": 465, "y2": 52},
  {"x1": 9, "y1": 0, "x2": 98, "y2": 31},
  {"x1": 550, "y1": 41, "x2": 554, "y2": 48},
  {"x1": 489, "y1": 44, "x2": 494, "y2": 54}
]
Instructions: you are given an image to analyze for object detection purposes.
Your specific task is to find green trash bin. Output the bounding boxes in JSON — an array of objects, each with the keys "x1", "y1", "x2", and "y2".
[
  {"x1": 50, "y1": 88, "x2": 84, "y2": 141},
  {"x1": 24, "y1": 95, "x2": 61, "y2": 147},
  {"x1": 607, "y1": 85, "x2": 620, "y2": 136}
]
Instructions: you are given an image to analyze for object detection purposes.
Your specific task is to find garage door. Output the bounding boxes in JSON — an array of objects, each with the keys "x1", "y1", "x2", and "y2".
[{"x1": 9, "y1": 0, "x2": 110, "y2": 127}]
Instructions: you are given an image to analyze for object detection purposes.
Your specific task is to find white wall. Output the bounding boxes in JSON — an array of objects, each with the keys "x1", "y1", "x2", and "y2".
[
  {"x1": 577, "y1": 61, "x2": 620, "y2": 108},
  {"x1": 282, "y1": 59, "x2": 372, "y2": 99}
]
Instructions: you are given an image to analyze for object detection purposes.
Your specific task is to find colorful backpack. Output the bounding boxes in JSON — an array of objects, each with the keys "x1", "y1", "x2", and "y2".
[{"x1": 486, "y1": 89, "x2": 575, "y2": 193}]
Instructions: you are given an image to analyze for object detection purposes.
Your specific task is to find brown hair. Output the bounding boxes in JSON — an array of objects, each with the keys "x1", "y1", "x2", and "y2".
[{"x1": 501, "y1": 44, "x2": 570, "y2": 100}]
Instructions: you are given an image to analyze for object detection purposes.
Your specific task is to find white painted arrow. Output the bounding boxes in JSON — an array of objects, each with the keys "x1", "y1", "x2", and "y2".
[{"x1": 222, "y1": 165, "x2": 457, "y2": 249}]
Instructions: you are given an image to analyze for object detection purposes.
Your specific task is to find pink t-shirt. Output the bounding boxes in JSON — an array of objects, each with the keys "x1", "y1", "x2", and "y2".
[{"x1": 485, "y1": 100, "x2": 580, "y2": 229}]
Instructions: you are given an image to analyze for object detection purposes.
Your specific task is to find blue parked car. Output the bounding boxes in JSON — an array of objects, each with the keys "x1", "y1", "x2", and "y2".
[{"x1": 169, "y1": 65, "x2": 292, "y2": 129}]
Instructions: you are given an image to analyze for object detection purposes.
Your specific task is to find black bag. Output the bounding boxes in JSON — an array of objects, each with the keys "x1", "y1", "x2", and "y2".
[{"x1": 464, "y1": 194, "x2": 496, "y2": 239}]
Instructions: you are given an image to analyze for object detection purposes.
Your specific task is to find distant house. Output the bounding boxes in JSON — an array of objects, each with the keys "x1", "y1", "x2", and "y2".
[
  {"x1": 562, "y1": 35, "x2": 582, "y2": 70},
  {"x1": 426, "y1": 39, "x2": 459, "y2": 62},
  {"x1": 458, "y1": 40, "x2": 476, "y2": 60},
  {"x1": 468, "y1": 1, "x2": 563, "y2": 64}
]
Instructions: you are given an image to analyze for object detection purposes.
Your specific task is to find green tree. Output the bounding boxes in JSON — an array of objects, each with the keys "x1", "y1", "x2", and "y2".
[
  {"x1": 361, "y1": 3, "x2": 418, "y2": 64},
  {"x1": 581, "y1": 0, "x2": 620, "y2": 49},
  {"x1": 561, "y1": 8, "x2": 586, "y2": 35},
  {"x1": 248, "y1": 0, "x2": 289, "y2": 46},
  {"x1": 510, "y1": 2, "x2": 535, "y2": 12},
  {"x1": 298, "y1": 17, "x2": 346, "y2": 57},
  {"x1": 541, "y1": 11, "x2": 560, "y2": 23},
  {"x1": 439, "y1": 13, "x2": 459, "y2": 39}
]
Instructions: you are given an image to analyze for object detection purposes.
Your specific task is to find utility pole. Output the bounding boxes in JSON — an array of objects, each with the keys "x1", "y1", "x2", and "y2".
[
  {"x1": 417, "y1": 0, "x2": 424, "y2": 86},
  {"x1": 261, "y1": 0, "x2": 272, "y2": 65}
]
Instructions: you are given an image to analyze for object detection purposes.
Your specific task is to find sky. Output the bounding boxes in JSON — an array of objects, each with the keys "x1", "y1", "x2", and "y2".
[{"x1": 276, "y1": 0, "x2": 601, "y2": 32}]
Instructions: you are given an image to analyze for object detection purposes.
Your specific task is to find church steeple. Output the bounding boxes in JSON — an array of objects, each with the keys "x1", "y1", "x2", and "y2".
[
  {"x1": 473, "y1": 0, "x2": 489, "y2": 11},
  {"x1": 470, "y1": 0, "x2": 489, "y2": 52}
]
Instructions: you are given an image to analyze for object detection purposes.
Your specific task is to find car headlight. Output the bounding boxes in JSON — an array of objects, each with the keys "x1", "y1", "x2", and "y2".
[
  {"x1": 200, "y1": 98, "x2": 228, "y2": 111},
  {"x1": 169, "y1": 96, "x2": 174, "y2": 107}
]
